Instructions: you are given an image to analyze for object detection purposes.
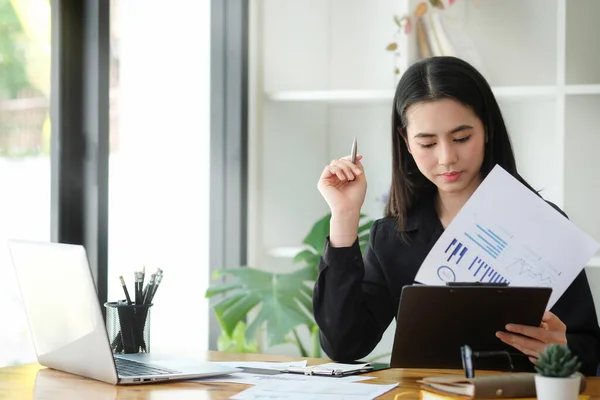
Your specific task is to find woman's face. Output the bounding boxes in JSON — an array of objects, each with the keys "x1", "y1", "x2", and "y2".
[{"x1": 404, "y1": 98, "x2": 486, "y2": 197}]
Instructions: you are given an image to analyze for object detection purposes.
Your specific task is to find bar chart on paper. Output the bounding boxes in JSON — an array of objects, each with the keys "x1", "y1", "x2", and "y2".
[
  {"x1": 432, "y1": 217, "x2": 559, "y2": 288},
  {"x1": 464, "y1": 223, "x2": 508, "y2": 260},
  {"x1": 415, "y1": 165, "x2": 600, "y2": 309}
]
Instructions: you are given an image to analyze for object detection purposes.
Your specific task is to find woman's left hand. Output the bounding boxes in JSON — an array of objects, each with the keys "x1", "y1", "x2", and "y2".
[{"x1": 496, "y1": 311, "x2": 567, "y2": 364}]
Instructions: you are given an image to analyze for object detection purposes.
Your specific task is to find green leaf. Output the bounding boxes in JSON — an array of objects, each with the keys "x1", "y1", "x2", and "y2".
[
  {"x1": 211, "y1": 290, "x2": 246, "y2": 314},
  {"x1": 358, "y1": 219, "x2": 374, "y2": 235},
  {"x1": 207, "y1": 264, "x2": 317, "y2": 347},
  {"x1": 429, "y1": 0, "x2": 444, "y2": 9},
  {"x1": 216, "y1": 292, "x2": 261, "y2": 336},
  {"x1": 385, "y1": 42, "x2": 398, "y2": 51},
  {"x1": 206, "y1": 212, "x2": 376, "y2": 356},
  {"x1": 205, "y1": 281, "x2": 243, "y2": 298},
  {"x1": 311, "y1": 324, "x2": 321, "y2": 358},
  {"x1": 293, "y1": 249, "x2": 319, "y2": 266},
  {"x1": 246, "y1": 292, "x2": 314, "y2": 346},
  {"x1": 217, "y1": 321, "x2": 259, "y2": 353},
  {"x1": 295, "y1": 284, "x2": 314, "y2": 315},
  {"x1": 302, "y1": 214, "x2": 331, "y2": 253},
  {"x1": 535, "y1": 344, "x2": 581, "y2": 377}
]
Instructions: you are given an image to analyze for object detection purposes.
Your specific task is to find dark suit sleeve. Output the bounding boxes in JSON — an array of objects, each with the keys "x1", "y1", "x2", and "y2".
[
  {"x1": 551, "y1": 269, "x2": 600, "y2": 376},
  {"x1": 546, "y1": 200, "x2": 600, "y2": 376},
  {"x1": 312, "y1": 220, "x2": 395, "y2": 362}
]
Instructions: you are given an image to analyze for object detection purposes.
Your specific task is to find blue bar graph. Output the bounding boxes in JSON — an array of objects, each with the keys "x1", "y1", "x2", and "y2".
[
  {"x1": 468, "y1": 256, "x2": 510, "y2": 284},
  {"x1": 465, "y1": 224, "x2": 508, "y2": 259},
  {"x1": 444, "y1": 238, "x2": 468, "y2": 265}
]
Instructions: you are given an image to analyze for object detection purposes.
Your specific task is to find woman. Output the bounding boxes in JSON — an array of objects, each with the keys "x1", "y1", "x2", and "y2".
[{"x1": 313, "y1": 56, "x2": 600, "y2": 376}]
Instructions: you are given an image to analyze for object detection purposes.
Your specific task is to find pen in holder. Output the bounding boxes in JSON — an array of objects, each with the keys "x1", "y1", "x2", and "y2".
[{"x1": 105, "y1": 301, "x2": 152, "y2": 354}]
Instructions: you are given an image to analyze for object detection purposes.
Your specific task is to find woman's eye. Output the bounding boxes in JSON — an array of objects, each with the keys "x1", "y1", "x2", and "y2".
[
  {"x1": 454, "y1": 135, "x2": 471, "y2": 143},
  {"x1": 419, "y1": 143, "x2": 435, "y2": 149}
]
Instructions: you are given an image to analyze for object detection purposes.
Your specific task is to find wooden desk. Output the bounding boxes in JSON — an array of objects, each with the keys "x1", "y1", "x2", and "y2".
[{"x1": 1, "y1": 351, "x2": 599, "y2": 399}]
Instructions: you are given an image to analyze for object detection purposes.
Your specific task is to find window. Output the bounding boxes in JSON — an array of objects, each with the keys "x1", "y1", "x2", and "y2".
[
  {"x1": 107, "y1": 0, "x2": 211, "y2": 352},
  {"x1": 0, "y1": 0, "x2": 51, "y2": 366}
]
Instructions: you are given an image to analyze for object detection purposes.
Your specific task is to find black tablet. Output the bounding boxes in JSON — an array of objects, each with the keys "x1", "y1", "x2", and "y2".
[{"x1": 390, "y1": 284, "x2": 552, "y2": 372}]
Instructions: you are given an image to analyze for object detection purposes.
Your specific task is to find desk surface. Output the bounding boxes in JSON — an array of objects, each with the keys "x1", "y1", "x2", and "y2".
[{"x1": 1, "y1": 351, "x2": 599, "y2": 399}]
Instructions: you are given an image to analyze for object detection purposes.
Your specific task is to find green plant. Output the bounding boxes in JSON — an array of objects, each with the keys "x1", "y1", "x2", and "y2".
[
  {"x1": 205, "y1": 213, "x2": 374, "y2": 358},
  {"x1": 535, "y1": 344, "x2": 582, "y2": 377},
  {"x1": 216, "y1": 321, "x2": 259, "y2": 354}
]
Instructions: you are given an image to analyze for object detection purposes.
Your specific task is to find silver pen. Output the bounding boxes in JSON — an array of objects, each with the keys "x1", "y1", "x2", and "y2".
[{"x1": 351, "y1": 137, "x2": 357, "y2": 164}]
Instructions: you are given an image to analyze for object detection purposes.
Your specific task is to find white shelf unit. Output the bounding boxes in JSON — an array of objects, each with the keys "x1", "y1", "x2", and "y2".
[
  {"x1": 248, "y1": 0, "x2": 600, "y2": 355},
  {"x1": 265, "y1": 85, "x2": 600, "y2": 104}
]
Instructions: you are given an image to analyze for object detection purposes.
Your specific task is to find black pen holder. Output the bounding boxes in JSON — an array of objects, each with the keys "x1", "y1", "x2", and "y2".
[{"x1": 104, "y1": 301, "x2": 152, "y2": 354}]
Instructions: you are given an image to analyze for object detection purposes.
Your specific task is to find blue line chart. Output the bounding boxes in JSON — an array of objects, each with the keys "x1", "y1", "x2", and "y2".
[{"x1": 505, "y1": 258, "x2": 552, "y2": 287}]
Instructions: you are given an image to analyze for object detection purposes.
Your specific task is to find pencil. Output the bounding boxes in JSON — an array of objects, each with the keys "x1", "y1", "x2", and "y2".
[
  {"x1": 142, "y1": 273, "x2": 156, "y2": 305},
  {"x1": 149, "y1": 271, "x2": 163, "y2": 303},
  {"x1": 119, "y1": 275, "x2": 132, "y2": 305},
  {"x1": 351, "y1": 137, "x2": 357, "y2": 164}
]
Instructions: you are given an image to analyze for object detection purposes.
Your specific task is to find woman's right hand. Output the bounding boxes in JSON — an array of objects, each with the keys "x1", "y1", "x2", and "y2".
[{"x1": 317, "y1": 155, "x2": 367, "y2": 247}]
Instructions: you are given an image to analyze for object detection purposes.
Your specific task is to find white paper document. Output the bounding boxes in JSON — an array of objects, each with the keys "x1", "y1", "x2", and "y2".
[
  {"x1": 191, "y1": 360, "x2": 373, "y2": 385},
  {"x1": 229, "y1": 380, "x2": 398, "y2": 400},
  {"x1": 215, "y1": 360, "x2": 308, "y2": 370},
  {"x1": 414, "y1": 165, "x2": 600, "y2": 309}
]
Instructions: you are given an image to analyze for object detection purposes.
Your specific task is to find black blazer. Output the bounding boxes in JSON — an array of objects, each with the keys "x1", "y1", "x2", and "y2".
[{"x1": 312, "y1": 197, "x2": 600, "y2": 376}]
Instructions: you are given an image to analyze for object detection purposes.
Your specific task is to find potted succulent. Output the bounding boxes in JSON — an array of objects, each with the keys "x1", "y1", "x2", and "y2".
[{"x1": 534, "y1": 344, "x2": 583, "y2": 400}]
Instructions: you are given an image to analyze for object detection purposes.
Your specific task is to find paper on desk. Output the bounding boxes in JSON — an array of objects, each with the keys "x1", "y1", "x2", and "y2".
[
  {"x1": 215, "y1": 360, "x2": 308, "y2": 370},
  {"x1": 191, "y1": 360, "x2": 373, "y2": 385},
  {"x1": 229, "y1": 381, "x2": 398, "y2": 400},
  {"x1": 415, "y1": 165, "x2": 600, "y2": 309},
  {"x1": 316, "y1": 362, "x2": 370, "y2": 372}
]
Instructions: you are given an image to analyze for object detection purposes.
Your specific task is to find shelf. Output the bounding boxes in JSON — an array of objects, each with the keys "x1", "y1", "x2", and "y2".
[
  {"x1": 265, "y1": 85, "x2": 600, "y2": 103},
  {"x1": 266, "y1": 246, "x2": 305, "y2": 258},
  {"x1": 265, "y1": 86, "x2": 558, "y2": 104},
  {"x1": 492, "y1": 86, "x2": 556, "y2": 99},
  {"x1": 565, "y1": 85, "x2": 600, "y2": 95},
  {"x1": 265, "y1": 90, "x2": 393, "y2": 104}
]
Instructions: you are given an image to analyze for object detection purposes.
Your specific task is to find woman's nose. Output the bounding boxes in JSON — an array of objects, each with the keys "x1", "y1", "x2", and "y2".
[{"x1": 438, "y1": 142, "x2": 458, "y2": 166}]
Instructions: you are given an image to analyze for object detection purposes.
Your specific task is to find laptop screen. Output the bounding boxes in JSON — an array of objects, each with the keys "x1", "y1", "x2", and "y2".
[{"x1": 8, "y1": 240, "x2": 101, "y2": 357}]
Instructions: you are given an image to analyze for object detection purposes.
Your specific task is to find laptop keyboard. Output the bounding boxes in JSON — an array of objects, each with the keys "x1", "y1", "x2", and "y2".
[{"x1": 114, "y1": 357, "x2": 181, "y2": 377}]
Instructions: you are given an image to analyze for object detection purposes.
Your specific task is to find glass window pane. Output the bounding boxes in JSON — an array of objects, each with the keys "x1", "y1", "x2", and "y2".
[
  {"x1": 108, "y1": 0, "x2": 211, "y2": 352},
  {"x1": 0, "y1": 0, "x2": 51, "y2": 366}
]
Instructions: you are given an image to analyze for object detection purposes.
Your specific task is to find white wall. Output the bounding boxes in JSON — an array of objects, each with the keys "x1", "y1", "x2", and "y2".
[{"x1": 250, "y1": 0, "x2": 600, "y2": 362}]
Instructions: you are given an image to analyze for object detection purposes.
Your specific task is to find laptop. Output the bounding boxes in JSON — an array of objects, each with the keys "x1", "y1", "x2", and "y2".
[
  {"x1": 390, "y1": 284, "x2": 552, "y2": 372},
  {"x1": 7, "y1": 239, "x2": 239, "y2": 385}
]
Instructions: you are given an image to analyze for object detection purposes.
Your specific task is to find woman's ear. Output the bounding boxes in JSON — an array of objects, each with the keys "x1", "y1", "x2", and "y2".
[{"x1": 398, "y1": 126, "x2": 412, "y2": 154}]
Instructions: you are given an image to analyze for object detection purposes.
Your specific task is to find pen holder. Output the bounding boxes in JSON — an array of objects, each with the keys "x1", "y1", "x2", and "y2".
[{"x1": 104, "y1": 301, "x2": 152, "y2": 354}]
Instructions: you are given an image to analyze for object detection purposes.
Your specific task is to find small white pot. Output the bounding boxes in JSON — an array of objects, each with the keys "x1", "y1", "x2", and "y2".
[{"x1": 535, "y1": 374, "x2": 581, "y2": 400}]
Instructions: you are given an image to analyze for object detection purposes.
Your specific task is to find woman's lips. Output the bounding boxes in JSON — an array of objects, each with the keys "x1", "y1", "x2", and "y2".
[{"x1": 440, "y1": 172, "x2": 462, "y2": 182}]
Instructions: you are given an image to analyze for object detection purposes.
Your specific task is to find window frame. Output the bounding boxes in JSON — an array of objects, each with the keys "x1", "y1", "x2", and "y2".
[{"x1": 50, "y1": 0, "x2": 249, "y2": 341}]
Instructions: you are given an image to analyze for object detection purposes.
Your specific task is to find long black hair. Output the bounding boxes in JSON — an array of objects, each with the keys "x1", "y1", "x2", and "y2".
[{"x1": 385, "y1": 56, "x2": 537, "y2": 236}]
